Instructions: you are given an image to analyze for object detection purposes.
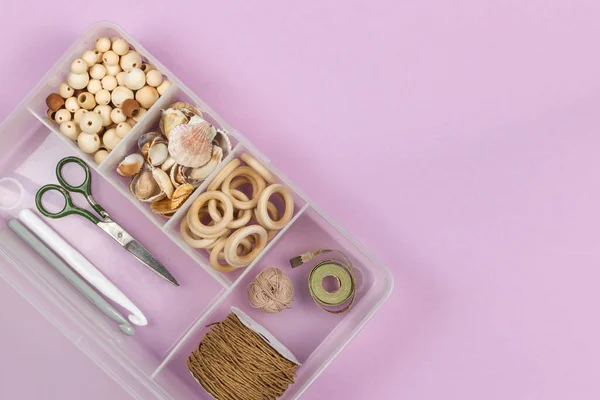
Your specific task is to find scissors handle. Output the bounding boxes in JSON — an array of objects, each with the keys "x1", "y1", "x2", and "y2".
[
  {"x1": 55, "y1": 156, "x2": 109, "y2": 219},
  {"x1": 36, "y1": 184, "x2": 101, "y2": 224}
]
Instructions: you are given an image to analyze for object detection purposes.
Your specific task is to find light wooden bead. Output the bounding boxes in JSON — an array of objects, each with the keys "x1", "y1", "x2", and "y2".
[
  {"x1": 135, "y1": 86, "x2": 159, "y2": 108},
  {"x1": 54, "y1": 109, "x2": 71, "y2": 124},
  {"x1": 78, "y1": 132, "x2": 101, "y2": 153},
  {"x1": 104, "y1": 63, "x2": 122, "y2": 76},
  {"x1": 58, "y1": 82, "x2": 74, "y2": 99},
  {"x1": 102, "y1": 50, "x2": 119, "y2": 66},
  {"x1": 67, "y1": 72, "x2": 89, "y2": 90},
  {"x1": 95, "y1": 89, "x2": 111, "y2": 106},
  {"x1": 101, "y1": 75, "x2": 117, "y2": 91},
  {"x1": 65, "y1": 97, "x2": 80, "y2": 113},
  {"x1": 116, "y1": 71, "x2": 127, "y2": 86},
  {"x1": 115, "y1": 122, "x2": 132, "y2": 138},
  {"x1": 133, "y1": 108, "x2": 147, "y2": 122},
  {"x1": 110, "y1": 108, "x2": 126, "y2": 124},
  {"x1": 112, "y1": 39, "x2": 129, "y2": 56},
  {"x1": 140, "y1": 63, "x2": 154, "y2": 73},
  {"x1": 89, "y1": 64, "x2": 106, "y2": 80},
  {"x1": 94, "y1": 149, "x2": 109, "y2": 165},
  {"x1": 73, "y1": 109, "x2": 88, "y2": 124},
  {"x1": 70, "y1": 58, "x2": 87, "y2": 74},
  {"x1": 59, "y1": 121, "x2": 80, "y2": 140},
  {"x1": 145, "y1": 70, "x2": 163, "y2": 87},
  {"x1": 120, "y1": 51, "x2": 142, "y2": 72},
  {"x1": 95, "y1": 37, "x2": 111, "y2": 52},
  {"x1": 111, "y1": 86, "x2": 134, "y2": 107},
  {"x1": 110, "y1": 36, "x2": 120, "y2": 43},
  {"x1": 157, "y1": 80, "x2": 172, "y2": 96},
  {"x1": 81, "y1": 50, "x2": 98, "y2": 67},
  {"x1": 79, "y1": 112, "x2": 103, "y2": 134},
  {"x1": 86, "y1": 79, "x2": 102, "y2": 94},
  {"x1": 77, "y1": 92, "x2": 96, "y2": 110},
  {"x1": 102, "y1": 128, "x2": 121, "y2": 150},
  {"x1": 124, "y1": 68, "x2": 146, "y2": 90},
  {"x1": 94, "y1": 105, "x2": 113, "y2": 127},
  {"x1": 126, "y1": 117, "x2": 137, "y2": 126}
]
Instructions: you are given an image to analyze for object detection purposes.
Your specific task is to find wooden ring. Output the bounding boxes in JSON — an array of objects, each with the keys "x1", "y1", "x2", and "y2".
[
  {"x1": 217, "y1": 236, "x2": 253, "y2": 260},
  {"x1": 180, "y1": 218, "x2": 220, "y2": 249},
  {"x1": 208, "y1": 189, "x2": 253, "y2": 229},
  {"x1": 193, "y1": 206, "x2": 232, "y2": 239},
  {"x1": 209, "y1": 238, "x2": 238, "y2": 272},
  {"x1": 207, "y1": 158, "x2": 241, "y2": 191},
  {"x1": 255, "y1": 184, "x2": 294, "y2": 230},
  {"x1": 221, "y1": 166, "x2": 266, "y2": 210},
  {"x1": 240, "y1": 153, "x2": 276, "y2": 184},
  {"x1": 224, "y1": 225, "x2": 268, "y2": 267},
  {"x1": 254, "y1": 201, "x2": 280, "y2": 240},
  {"x1": 187, "y1": 191, "x2": 233, "y2": 237}
]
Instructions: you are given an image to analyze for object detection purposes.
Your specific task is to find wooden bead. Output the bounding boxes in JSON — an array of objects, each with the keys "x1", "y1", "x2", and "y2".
[
  {"x1": 157, "y1": 80, "x2": 172, "y2": 96},
  {"x1": 102, "y1": 128, "x2": 121, "y2": 150},
  {"x1": 104, "y1": 63, "x2": 122, "y2": 76},
  {"x1": 94, "y1": 105, "x2": 113, "y2": 127},
  {"x1": 67, "y1": 72, "x2": 89, "y2": 90},
  {"x1": 111, "y1": 39, "x2": 129, "y2": 56},
  {"x1": 78, "y1": 133, "x2": 101, "y2": 153},
  {"x1": 101, "y1": 75, "x2": 117, "y2": 91},
  {"x1": 102, "y1": 50, "x2": 119, "y2": 66},
  {"x1": 120, "y1": 51, "x2": 142, "y2": 72},
  {"x1": 145, "y1": 70, "x2": 163, "y2": 87},
  {"x1": 110, "y1": 36, "x2": 120, "y2": 43},
  {"x1": 95, "y1": 89, "x2": 111, "y2": 106},
  {"x1": 58, "y1": 82, "x2": 74, "y2": 99},
  {"x1": 133, "y1": 108, "x2": 147, "y2": 122},
  {"x1": 86, "y1": 79, "x2": 102, "y2": 94},
  {"x1": 124, "y1": 68, "x2": 146, "y2": 90},
  {"x1": 73, "y1": 109, "x2": 88, "y2": 124},
  {"x1": 65, "y1": 97, "x2": 80, "y2": 113},
  {"x1": 77, "y1": 92, "x2": 96, "y2": 110},
  {"x1": 54, "y1": 109, "x2": 71, "y2": 124},
  {"x1": 47, "y1": 109, "x2": 56, "y2": 121},
  {"x1": 95, "y1": 37, "x2": 111, "y2": 52},
  {"x1": 111, "y1": 86, "x2": 134, "y2": 107},
  {"x1": 140, "y1": 63, "x2": 154, "y2": 73},
  {"x1": 115, "y1": 122, "x2": 132, "y2": 138},
  {"x1": 59, "y1": 121, "x2": 80, "y2": 140},
  {"x1": 135, "y1": 86, "x2": 159, "y2": 108},
  {"x1": 79, "y1": 112, "x2": 103, "y2": 134},
  {"x1": 116, "y1": 71, "x2": 127, "y2": 86},
  {"x1": 126, "y1": 117, "x2": 136, "y2": 126},
  {"x1": 45, "y1": 93, "x2": 64, "y2": 112},
  {"x1": 122, "y1": 99, "x2": 141, "y2": 118},
  {"x1": 81, "y1": 50, "x2": 98, "y2": 67},
  {"x1": 70, "y1": 58, "x2": 87, "y2": 74},
  {"x1": 89, "y1": 64, "x2": 106, "y2": 80},
  {"x1": 94, "y1": 149, "x2": 109, "y2": 165},
  {"x1": 110, "y1": 108, "x2": 126, "y2": 124}
]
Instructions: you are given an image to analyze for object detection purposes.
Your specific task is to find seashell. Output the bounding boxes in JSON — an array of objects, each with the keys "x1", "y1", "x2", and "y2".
[
  {"x1": 152, "y1": 167, "x2": 174, "y2": 199},
  {"x1": 161, "y1": 156, "x2": 177, "y2": 172},
  {"x1": 159, "y1": 108, "x2": 188, "y2": 138},
  {"x1": 129, "y1": 164, "x2": 166, "y2": 202},
  {"x1": 214, "y1": 128, "x2": 232, "y2": 158},
  {"x1": 170, "y1": 163, "x2": 186, "y2": 187},
  {"x1": 168, "y1": 122, "x2": 216, "y2": 168},
  {"x1": 117, "y1": 153, "x2": 144, "y2": 177},
  {"x1": 180, "y1": 146, "x2": 223, "y2": 186},
  {"x1": 189, "y1": 115, "x2": 205, "y2": 125},
  {"x1": 137, "y1": 131, "x2": 163, "y2": 156},
  {"x1": 150, "y1": 183, "x2": 194, "y2": 216},
  {"x1": 171, "y1": 102, "x2": 203, "y2": 119},
  {"x1": 147, "y1": 140, "x2": 169, "y2": 166}
]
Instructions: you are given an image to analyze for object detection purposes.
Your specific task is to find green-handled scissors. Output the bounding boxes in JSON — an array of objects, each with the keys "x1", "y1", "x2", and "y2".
[{"x1": 35, "y1": 156, "x2": 179, "y2": 287}]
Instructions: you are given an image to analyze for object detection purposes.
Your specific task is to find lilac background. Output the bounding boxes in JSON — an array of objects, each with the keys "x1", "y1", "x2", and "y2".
[{"x1": 2, "y1": 1, "x2": 600, "y2": 399}]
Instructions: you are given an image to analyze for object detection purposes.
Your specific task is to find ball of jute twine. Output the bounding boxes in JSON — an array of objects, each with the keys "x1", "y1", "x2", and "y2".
[
  {"x1": 187, "y1": 312, "x2": 298, "y2": 400},
  {"x1": 247, "y1": 267, "x2": 294, "y2": 313}
]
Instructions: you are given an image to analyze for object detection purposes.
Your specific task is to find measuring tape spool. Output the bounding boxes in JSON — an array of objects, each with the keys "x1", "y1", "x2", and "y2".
[{"x1": 290, "y1": 248, "x2": 356, "y2": 314}]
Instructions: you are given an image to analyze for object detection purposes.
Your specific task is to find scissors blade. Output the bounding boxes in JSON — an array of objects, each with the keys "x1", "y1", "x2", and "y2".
[{"x1": 97, "y1": 221, "x2": 180, "y2": 287}]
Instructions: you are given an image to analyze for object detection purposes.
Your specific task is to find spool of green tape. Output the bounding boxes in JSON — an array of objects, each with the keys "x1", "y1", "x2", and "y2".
[{"x1": 290, "y1": 249, "x2": 356, "y2": 314}]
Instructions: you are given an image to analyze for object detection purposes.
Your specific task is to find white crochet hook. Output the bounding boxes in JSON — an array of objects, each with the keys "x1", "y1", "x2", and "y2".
[{"x1": 19, "y1": 208, "x2": 147, "y2": 326}]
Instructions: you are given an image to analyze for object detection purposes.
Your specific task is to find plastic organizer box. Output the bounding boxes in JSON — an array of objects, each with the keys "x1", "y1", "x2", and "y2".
[{"x1": 0, "y1": 22, "x2": 394, "y2": 399}]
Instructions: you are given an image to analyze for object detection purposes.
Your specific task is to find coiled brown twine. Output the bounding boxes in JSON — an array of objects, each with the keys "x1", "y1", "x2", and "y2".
[
  {"x1": 187, "y1": 313, "x2": 298, "y2": 400},
  {"x1": 248, "y1": 267, "x2": 294, "y2": 313}
]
